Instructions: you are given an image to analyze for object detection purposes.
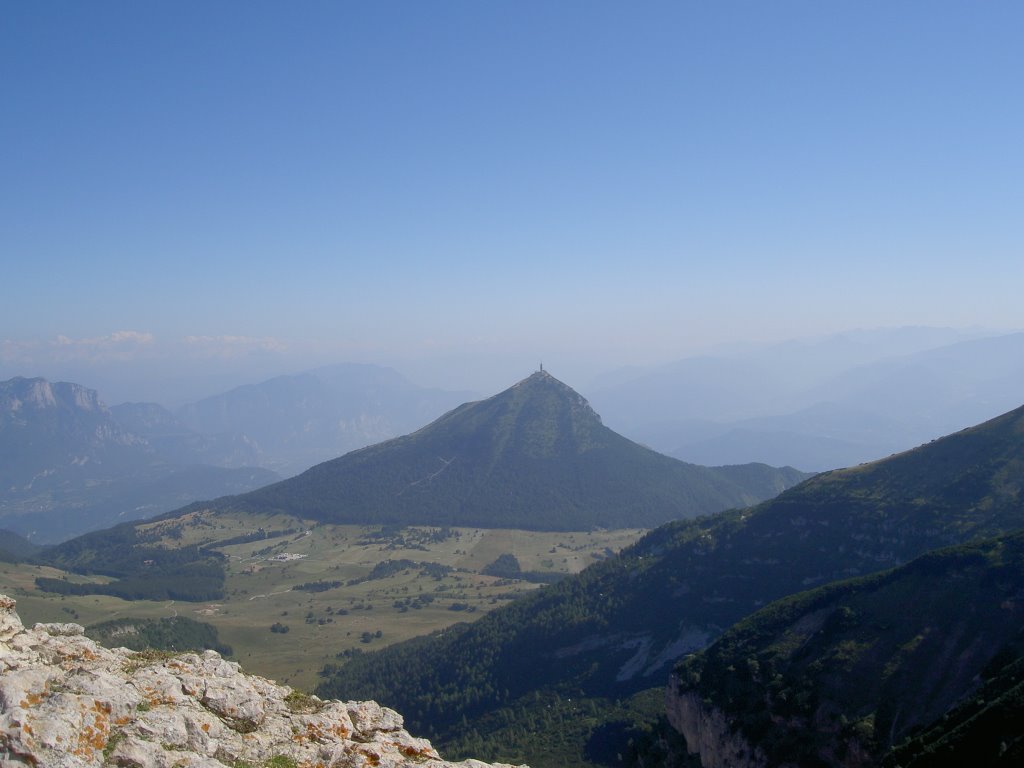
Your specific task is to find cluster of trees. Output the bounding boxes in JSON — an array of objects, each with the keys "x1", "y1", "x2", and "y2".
[
  {"x1": 347, "y1": 558, "x2": 453, "y2": 586},
  {"x1": 31, "y1": 522, "x2": 227, "y2": 601},
  {"x1": 208, "y1": 527, "x2": 298, "y2": 548},
  {"x1": 34, "y1": 567, "x2": 224, "y2": 602},
  {"x1": 357, "y1": 525, "x2": 458, "y2": 550},
  {"x1": 293, "y1": 580, "x2": 343, "y2": 593},
  {"x1": 393, "y1": 594, "x2": 434, "y2": 612},
  {"x1": 439, "y1": 689, "x2": 684, "y2": 768},
  {"x1": 482, "y1": 553, "x2": 567, "y2": 585},
  {"x1": 481, "y1": 554, "x2": 521, "y2": 579},
  {"x1": 86, "y1": 616, "x2": 232, "y2": 655}
]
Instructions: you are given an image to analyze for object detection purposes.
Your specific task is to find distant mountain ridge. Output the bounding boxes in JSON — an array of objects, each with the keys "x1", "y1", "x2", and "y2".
[
  {"x1": 0, "y1": 376, "x2": 277, "y2": 543},
  {"x1": 110, "y1": 401, "x2": 263, "y2": 468},
  {"x1": 0, "y1": 364, "x2": 476, "y2": 541},
  {"x1": 214, "y1": 370, "x2": 810, "y2": 531},
  {"x1": 174, "y1": 363, "x2": 473, "y2": 476},
  {"x1": 1, "y1": 376, "x2": 147, "y2": 481},
  {"x1": 592, "y1": 329, "x2": 1024, "y2": 470}
]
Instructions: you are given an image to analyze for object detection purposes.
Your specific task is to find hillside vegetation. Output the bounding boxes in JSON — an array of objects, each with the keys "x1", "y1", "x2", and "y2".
[
  {"x1": 673, "y1": 531, "x2": 1024, "y2": 765},
  {"x1": 883, "y1": 647, "x2": 1024, "y2": 767},
  {"x1": 317, "y1": 401, "x2": 1024, "y2": 766},
  {"x1": 86, "y1": 615, "x2": 233, "y2": 655}
]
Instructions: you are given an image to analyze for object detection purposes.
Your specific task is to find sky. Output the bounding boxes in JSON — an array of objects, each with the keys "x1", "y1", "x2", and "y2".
[{"x1": 2, "y1": 2, "x2": 1022, "y2": 403}]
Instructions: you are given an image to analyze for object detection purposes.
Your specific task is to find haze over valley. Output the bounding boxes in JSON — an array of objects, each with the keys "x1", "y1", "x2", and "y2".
[
  {"x1": 3, "y1": 3, "x2": 1023, "y2": 767},
  {"x1": 6, "y1": 325, "x2": 1023, "y2": 542}
]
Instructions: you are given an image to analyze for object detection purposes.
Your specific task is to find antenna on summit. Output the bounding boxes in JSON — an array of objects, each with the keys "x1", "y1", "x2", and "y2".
[{"x1": 539, "y1": 362, "x2": 544, "y2": 372}]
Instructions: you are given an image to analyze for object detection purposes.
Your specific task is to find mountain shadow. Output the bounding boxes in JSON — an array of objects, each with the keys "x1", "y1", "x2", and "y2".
[{"x1": 671, "y1": 530, "x2": 1024, "y2": 766}]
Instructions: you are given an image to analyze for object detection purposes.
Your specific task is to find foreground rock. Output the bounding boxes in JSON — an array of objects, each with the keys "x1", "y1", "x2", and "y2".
[{"x1": 0, "y1": 595, "x2": 525, "y2": 767}]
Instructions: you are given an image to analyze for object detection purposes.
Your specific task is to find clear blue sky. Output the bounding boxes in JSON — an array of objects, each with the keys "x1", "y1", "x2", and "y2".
[{"x1": 2, "y1": 2, "x2": 1022, "y2": 398}]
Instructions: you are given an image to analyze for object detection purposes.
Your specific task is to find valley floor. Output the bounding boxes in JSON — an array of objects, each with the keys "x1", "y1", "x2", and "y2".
[{"x1": 0, "y1": 512, "x2": 645, "y2": 691}]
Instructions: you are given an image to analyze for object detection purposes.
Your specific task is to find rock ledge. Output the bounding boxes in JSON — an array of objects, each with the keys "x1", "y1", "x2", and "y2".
[{"x1": 0, "y1": 594, "x2": 525, "y2": 768}]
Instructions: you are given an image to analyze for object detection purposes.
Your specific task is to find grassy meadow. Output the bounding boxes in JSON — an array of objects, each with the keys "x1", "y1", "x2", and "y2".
[{"x1": 0, "y1": 509, "x2": 643, "y2": 691}]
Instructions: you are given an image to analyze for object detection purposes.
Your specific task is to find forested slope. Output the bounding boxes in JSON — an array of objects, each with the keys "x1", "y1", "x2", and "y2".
[{"x1": 318, "y1": 401, "x2": 1024, "y2": 765}]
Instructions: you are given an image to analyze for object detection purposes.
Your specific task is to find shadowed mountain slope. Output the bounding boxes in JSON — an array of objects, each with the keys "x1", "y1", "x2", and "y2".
[
  {"x1": 219, "y1": 370, "x2": 809, "y2": 531},
  {"x1": 671, "y1": 531, "x2": 1024, "y2": 766},
  {"x1": 883, "y1": 642, "x2": 1024, "y2": 767}
]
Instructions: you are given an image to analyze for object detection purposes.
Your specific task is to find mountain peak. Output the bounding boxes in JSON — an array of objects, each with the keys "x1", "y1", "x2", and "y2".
[
  {"x1": 514, "y1": 368, "x2": 563, "y2": 387},
  {"x1": 1, "y1": 376, "x2": 106, "y2": 414},
  {"x1": 506, "y1": 369, "x2": 599, "y2": 421},
  {"x1": 230, "y1": 372, "x2": 807, "y2": 530},
  {"x1": 2, "y1": 376, "x2": 56, "y2": 412}
]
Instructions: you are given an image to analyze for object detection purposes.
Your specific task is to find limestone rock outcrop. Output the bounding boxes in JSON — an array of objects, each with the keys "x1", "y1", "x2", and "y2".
[{"x1": 0, "y1": 594, "x2": 525, "y2": 768}]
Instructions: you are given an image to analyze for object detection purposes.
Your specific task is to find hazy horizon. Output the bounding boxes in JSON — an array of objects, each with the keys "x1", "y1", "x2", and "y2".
[
  {"x1": 4, "y1": 3, "x2": 1023, "y2": 405},
  {"x1": 0, "y1": 323, "x2": 1014, "y2": 410}
]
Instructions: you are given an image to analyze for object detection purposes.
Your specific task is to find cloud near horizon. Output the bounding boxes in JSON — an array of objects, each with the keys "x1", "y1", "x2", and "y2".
[
  {"x1": 182, "y1": 335, "x2": 291, "y2": 357},
  {"x1": 1, "y1": 331, "x2": 295, "y2": 367},
  {"x1": 0, "y1": 332, "x2": 365, "y2": 371},
  {"x1": 1, "y1": 331, "x2": 156, "y2": 364},
  {"x1": 55, "y1": 330, "x2": 156, "y2": 347}
]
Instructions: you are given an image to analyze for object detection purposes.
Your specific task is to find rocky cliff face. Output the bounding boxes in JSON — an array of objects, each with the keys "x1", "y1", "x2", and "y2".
[
  {"x1": 664, "y1": 675, "x2": 766, "y2": 768},
  {"x1": 0, "y1": 594, "x2": 525, "y2": 768}
]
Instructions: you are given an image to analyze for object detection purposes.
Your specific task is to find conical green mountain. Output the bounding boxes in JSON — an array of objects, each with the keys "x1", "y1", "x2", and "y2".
[
  {"x1": 318, "y1": 400, "x2": 1024, "y2": 766},
  {"x1": 225, "y1": 370, "x2": 809, "y2": 530}
]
